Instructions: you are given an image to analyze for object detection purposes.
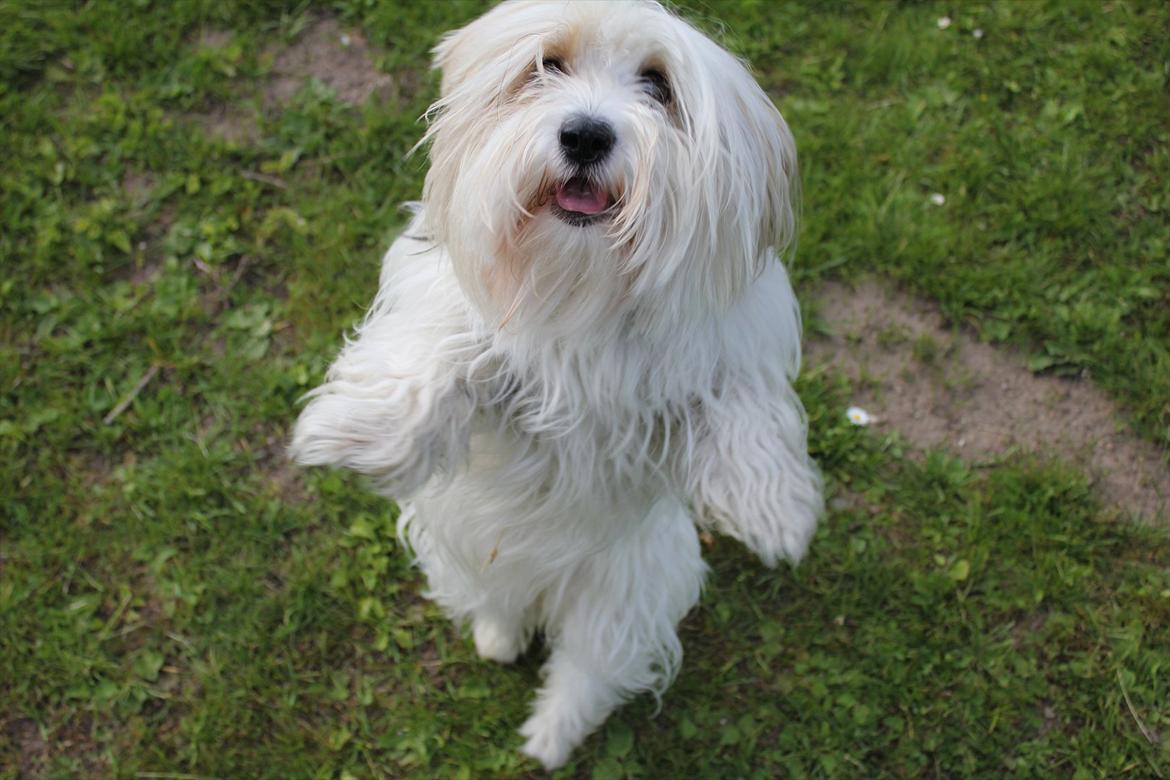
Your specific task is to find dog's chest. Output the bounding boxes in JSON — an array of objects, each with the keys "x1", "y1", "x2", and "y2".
[{"x1": 479, "y1": 356, "x2": 682, "y2": 481}]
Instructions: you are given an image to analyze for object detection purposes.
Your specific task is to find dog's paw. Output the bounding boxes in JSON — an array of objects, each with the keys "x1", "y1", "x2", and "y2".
[
  {"x1": 472, "y1": 616, "x2": 524, "y2": 664},
  {"x1": 290, "y1": 393, "x2": 393, "y2": 468},
  {"x1": 289, "y1": 391, "x2": 438, "y2": 495},
  {"x1": 518, "y1": 711, "x2": 577, "y2": 771}
]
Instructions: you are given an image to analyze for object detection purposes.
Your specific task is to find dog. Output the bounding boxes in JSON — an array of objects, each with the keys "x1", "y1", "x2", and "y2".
[{"x1": 290, "y1": 0, "x2": 823, "y2": 769}]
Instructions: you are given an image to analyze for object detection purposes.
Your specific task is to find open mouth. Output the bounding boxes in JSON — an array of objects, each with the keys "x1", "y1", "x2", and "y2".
[{"x1": 551, "y1": 176, "x2": 613, "y2": 226}]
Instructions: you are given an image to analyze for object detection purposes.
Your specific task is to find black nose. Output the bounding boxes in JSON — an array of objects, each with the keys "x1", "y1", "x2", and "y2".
[{"x1": 559, "y1": 115, "x2": 615, "y2": 166}]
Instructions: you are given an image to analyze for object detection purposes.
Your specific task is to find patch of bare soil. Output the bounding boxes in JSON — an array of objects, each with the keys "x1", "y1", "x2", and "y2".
[
  {"x1": 3, "y1": 715, "x2": 103, "y2": 779},
  {"x1": 807, "y1": 280, "x2": 1169, "y2": 523},
  {"x1": 179, "y1": 29, "x2": 261, "y2": 144},
  {"x1": 121, "y1": 170, "x2": 156, "y2": 203},
  {"x1": 5, "y1": 718, "x2": 47, "y2": 777},
  {"x1": 185, "y1": 18, "x2": 405, "y2": 144},
  {"x1": 189, "y1": 102, "x2": 262, "y2": 144},
  {"x1": 267, "y1": 18, "x2": 393, "y2": 107},
  {"x1": 118, "y1": 174, "x2": 175, "y2": 286},
  {"x1": 196, "y1": 28, "x2": 233, "y2": 50}
]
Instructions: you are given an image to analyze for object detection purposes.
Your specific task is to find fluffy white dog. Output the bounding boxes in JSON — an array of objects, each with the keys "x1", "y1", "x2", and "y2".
[{"x1": 291, "y1": 0, "x2": 822, "y2": 769}]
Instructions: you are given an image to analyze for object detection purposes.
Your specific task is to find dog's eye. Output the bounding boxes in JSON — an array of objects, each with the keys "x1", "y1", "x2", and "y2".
[
  {"x1": 540, "y1": 57, "x2": 565, "y2": 74},
  {"x1": 640, "y1": 68, "x2": 671, "y2": 104}
]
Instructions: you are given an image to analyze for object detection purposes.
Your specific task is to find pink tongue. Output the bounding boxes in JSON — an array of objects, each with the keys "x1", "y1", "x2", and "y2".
[{"x1": 555, "y1": 181, "x2": 608, "y2": 214}]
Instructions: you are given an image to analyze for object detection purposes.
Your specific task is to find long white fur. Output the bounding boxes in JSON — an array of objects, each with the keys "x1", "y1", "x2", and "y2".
[{"x1": 290, "y1": 0, "x2": 822, "y2": 769}]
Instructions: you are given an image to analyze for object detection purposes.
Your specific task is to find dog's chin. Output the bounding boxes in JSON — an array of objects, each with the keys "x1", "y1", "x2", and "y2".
[{"x1": 550, "y1": 175, "x2": 614, "y2": 227}]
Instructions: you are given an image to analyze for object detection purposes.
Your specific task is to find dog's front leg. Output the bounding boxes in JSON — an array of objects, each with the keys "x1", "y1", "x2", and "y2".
[
  {"x1": 678, "y1": 374, "x2": 824, "y2": 566},
  {"x1": 289, "y1": 302, "x2": 478, "y2": 498}
]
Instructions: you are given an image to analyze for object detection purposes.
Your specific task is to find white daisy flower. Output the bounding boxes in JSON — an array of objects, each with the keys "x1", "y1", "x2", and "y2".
[
  {"x1": 846, "y1": 406, "x2": 874, "y2": 426},
  {"x1": 929, "y1": 192, "x2": 946, "y2": 206},
  {"x1": 340, "y1": 33, "x2": 352, "y2": 47},
  {"x1": 937, "y1": 16, "x2": 952, "y2": 30},
  {"x1": 973, "y1": 28, "x2": 984, "y2": 39}
]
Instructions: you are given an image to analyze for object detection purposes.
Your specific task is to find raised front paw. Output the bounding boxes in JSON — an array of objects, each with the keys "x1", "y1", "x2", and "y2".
[{"x1": 289, "y1": 390, "x2": 439, "y2": 496}]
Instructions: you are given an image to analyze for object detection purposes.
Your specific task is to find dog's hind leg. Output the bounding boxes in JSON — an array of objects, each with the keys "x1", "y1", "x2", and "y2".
[
  {"x1": 399, "y1": 497, "x2": 537, "y2": 664},
  {"x1": 518, "y1": 498, "x2": 706, "y2": 769},
  {"x1": 471, "y1": 606, "x2": 534, "y2": 664}
]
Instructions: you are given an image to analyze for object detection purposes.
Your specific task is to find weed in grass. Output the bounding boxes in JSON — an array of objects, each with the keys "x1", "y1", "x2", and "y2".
[{"x1": 912, "y1": 334, "x2": 940, "y2": 367}]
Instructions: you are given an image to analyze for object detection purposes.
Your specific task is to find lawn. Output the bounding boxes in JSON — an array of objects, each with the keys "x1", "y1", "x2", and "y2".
[{"x1": 2, "y1": 1, "x2": 1168, "y2": 778}]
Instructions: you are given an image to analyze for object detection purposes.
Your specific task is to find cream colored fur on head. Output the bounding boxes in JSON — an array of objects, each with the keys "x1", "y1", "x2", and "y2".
[{"x1": 290, "y1": 0, "x2": 823, "y2": 769}]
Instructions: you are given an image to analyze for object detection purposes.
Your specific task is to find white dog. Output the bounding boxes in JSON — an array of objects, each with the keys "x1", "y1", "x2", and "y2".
[{"x1": 291, "y1": 0, "x2": 822, "y2": 769}]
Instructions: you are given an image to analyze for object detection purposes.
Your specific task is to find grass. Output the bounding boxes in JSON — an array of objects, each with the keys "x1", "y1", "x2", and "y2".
[{"x1": 2, "y1": 0, "x2": 1168, "y2": 777}]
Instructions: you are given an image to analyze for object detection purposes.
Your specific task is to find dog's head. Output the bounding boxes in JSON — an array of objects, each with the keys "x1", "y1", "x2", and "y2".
[{"x1": 421, "y1": 0, "x2": 797, "y2": 335}]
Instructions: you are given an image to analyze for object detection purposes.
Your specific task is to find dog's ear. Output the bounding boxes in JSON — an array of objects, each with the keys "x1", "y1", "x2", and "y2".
[
  {"x1": 432, "y1": 21, "x2": 476, "y2": 97},
  {"x1": 739, "y1": 78, "x2": 799, "y2": 264},
  {"x1": 708, "y1": 55, "x2": 799, "y2": 271},
  {"x1": 432, "y1": 1, "x2": 549, "y2": 98},
  {"x1": 667, "y1": 27, "x2": 799, "y2": 307}
]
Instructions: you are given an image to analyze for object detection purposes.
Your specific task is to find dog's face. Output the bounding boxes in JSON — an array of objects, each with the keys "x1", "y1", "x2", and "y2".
[{"x1": 421, "y1": 0, "x2": 797, "y2": 334}]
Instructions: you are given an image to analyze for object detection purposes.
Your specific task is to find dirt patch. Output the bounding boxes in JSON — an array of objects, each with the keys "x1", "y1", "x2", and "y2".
[
  {"x1": 196, "y1": 29, "x2": 233, "y2": 50},
  {"x1": 253, "y1": 425, "x2": 310, "y2": 505},
  {"x1": 1035, "y1": 701, "x2": 1061, "y2": 738},
  {"x1": 1010, "y1": 612, "x2": 1049, "y2": 649},
  {"x1": 268, "y1": 457, "x2": 309, "y2": 505},
  {"x1": 267, "y1": 18, "x2": 393, "y2": 107},
  {"x1": 5, "y1": 717, "x2": 47, "y2": 777},
  {"x1": 182, "y1": 29, "x2": 261, "y2": 143},
  {"x1": 188, "y1": 102, "x2": 262, "y2": 144},
  {"x1": 184, "y1": 17, "x2": 399, "y2": 145},
  {"x1": 117, "y1": 175, "x2": 174, "y2": 287},
  {"x1": 121, "y1": 171, "x2": 156, "y2": 203},
  {"x1": 807, "y1": 280, "x2": 1169, "y2": 522},
  {"x1": 3, "y1": 714, "x2": 103, "y2": 779}
]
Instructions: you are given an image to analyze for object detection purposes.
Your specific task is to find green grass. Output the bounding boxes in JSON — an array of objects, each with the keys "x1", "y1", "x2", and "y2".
[{"x1": 2, "y1": 1, "x2": 1168, "y2": 777}]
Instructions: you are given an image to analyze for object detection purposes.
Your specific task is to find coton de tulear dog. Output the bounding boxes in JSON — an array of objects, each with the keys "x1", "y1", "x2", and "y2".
[{"x1": 291, "y1": 0, "x2": 823, "y2": 768}]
